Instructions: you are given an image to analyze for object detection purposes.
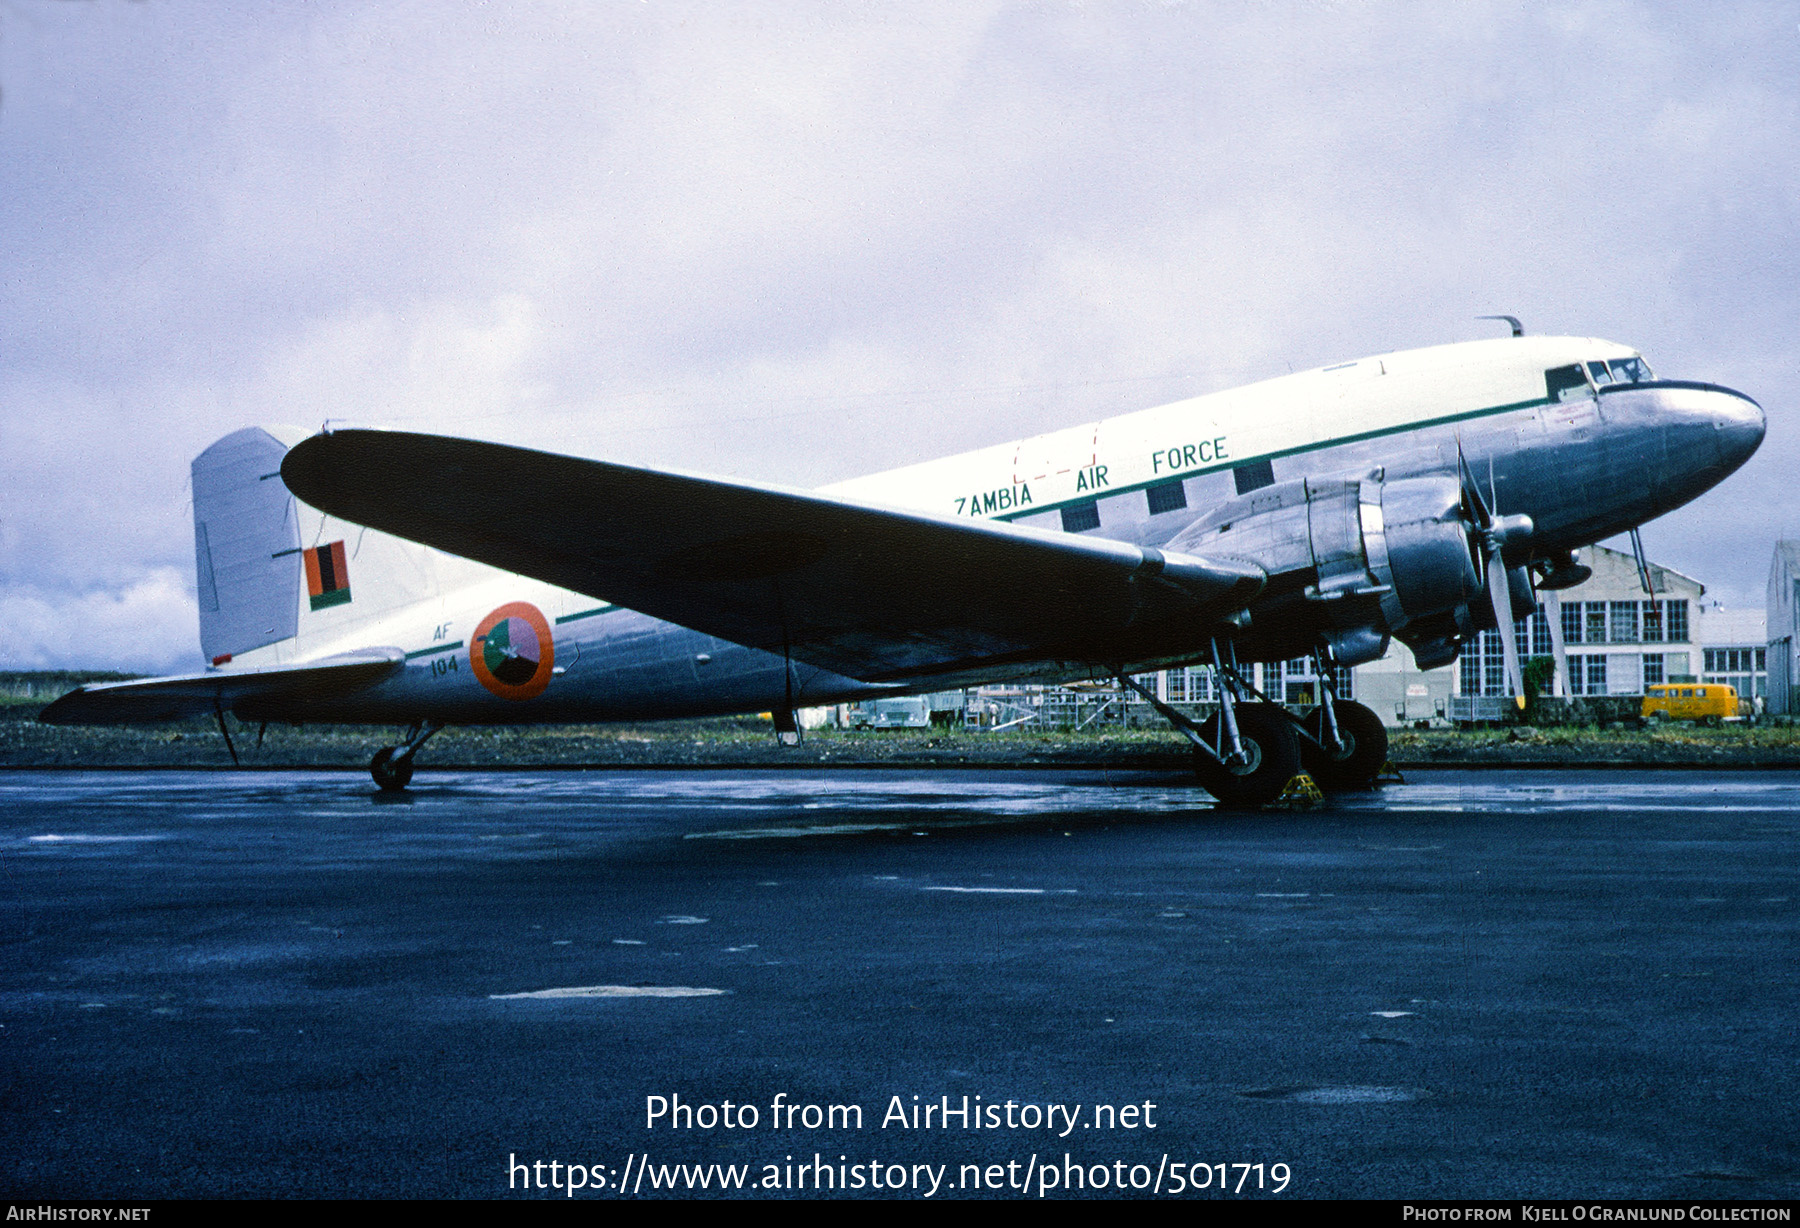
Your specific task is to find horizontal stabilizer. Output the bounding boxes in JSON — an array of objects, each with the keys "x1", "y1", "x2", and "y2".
[
  {"x1": 38, "y1": 649, "x2": 404, "y2": 725},
  {"x1": 281, "y1": 431, "x2": 1265, "y2": 682}
]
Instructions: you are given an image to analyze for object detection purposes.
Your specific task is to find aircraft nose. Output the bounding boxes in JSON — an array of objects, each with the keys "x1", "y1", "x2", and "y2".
[{"x1": 1711, "y1": 386, "x2": 1766, "y2": 473}]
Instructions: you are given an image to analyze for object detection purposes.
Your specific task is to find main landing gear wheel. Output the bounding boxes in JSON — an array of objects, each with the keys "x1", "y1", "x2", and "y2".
[
  {"x1": 1192, "y1": 702, "x2": 1301, "y2": 808},
  {"x1": 1299, "y1": 700, "x2": 1389, "y2": 791},
  {"x1": 370, "y1": 746, "x2": 414, "y2": 792}
]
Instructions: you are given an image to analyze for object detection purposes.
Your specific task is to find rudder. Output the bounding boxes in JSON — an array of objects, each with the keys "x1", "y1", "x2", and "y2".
[{"x1": 194, "y1": 427, "x2": 302, "y2": 664}]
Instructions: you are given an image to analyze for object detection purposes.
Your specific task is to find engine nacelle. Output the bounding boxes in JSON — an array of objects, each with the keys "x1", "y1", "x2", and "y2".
[
  {"x1": 1167, "y1": 471, "x2": 1509, "y2": 665},
  {"x1": 1364, "y1": 475, "x2": 1483, "y2": 632}
]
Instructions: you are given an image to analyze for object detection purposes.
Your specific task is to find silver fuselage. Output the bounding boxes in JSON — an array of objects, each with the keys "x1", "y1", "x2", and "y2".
[{"x1": 263, "y1": 367, "x2": 1762, "y2": 725}]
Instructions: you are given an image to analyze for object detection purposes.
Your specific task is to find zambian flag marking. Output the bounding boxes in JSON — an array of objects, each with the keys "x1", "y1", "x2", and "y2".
[{"x1": 304, "y1": 541, "x2": 351, "y2": 611}]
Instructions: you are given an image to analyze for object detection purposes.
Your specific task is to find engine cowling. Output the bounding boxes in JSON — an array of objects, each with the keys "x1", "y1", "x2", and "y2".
[
  {"x1": 1364, "y1": 475, "x2": 1483, "y2": 632},
  {"x1": 1165, "y1": 471, "x2": 1516, "y2": 667}
]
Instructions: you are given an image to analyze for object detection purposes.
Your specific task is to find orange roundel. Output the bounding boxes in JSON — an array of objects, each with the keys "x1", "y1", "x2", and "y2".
[{"x1": 470, "y1": 602, "x2": 555, "y2": 700}]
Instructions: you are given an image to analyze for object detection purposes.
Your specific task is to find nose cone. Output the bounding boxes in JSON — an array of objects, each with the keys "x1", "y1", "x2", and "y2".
[{"x1": 1711, "y1": 386, "x2": 1766, "y2": 474}]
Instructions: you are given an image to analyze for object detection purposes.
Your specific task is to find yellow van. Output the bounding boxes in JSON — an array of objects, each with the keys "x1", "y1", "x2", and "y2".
[{"x1": 1641, "y1": 683, "x2": 1743, "y2": 726}]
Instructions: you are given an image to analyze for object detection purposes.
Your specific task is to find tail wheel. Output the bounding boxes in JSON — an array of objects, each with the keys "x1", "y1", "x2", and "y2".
[
  {"x1": 1192, "y1": 702, "x2": 1302, "y2": 808},
  {"x1": 370, "y1": 746, "x2": 414, "y2": 792},
  {"x1": 1299, "y1": 700, "x2": 1389, "y2": 791}
]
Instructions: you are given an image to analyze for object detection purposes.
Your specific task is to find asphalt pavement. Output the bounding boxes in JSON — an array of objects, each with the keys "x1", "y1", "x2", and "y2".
[{"x1": 3, "y1": 768, "x2": 1796, "y2": 1199}]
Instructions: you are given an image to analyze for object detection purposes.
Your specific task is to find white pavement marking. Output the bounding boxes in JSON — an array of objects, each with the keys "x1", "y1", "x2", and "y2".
[
  {"x1": 28, "y1": 834, "x2": 165, "y2": 843},
  {"x1": 489, "y1": 985, "x2": 729, "y2": 999}
]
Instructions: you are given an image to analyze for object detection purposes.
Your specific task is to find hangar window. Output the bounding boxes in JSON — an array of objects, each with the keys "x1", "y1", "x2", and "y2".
[
  {"x1": 1585, "y1": 601, "x2": 1608, "y2": 643},
  {"x1": 1566, "y1": 654, "x2": 1613, "y2": 696},
  {"x1": 1665, "y1": 599, "x2": 1689, "y2": 642},
  {"x1": 1609, "y1": 601, "x2": 1640, "y2": 643},
  {"x1": 1061, "y1": 501, "x2": 1101, "y2": 533},
  {"x1": 1146, "y1": 481, "x2": 1188, "y2": 515},
  {"x1": 1561, "y1": 600, "x2": 1584, "y2": 645},
  {"x1": 1586, "y1": 655, "x2": 1609, "y2": 695},
  {"x1": 1545, "y1": 365, "x2": 1592, "y2": 402}
]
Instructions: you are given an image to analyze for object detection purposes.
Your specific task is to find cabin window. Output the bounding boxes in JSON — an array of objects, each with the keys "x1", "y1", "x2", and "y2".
[
  {"x1": 1545, "y1": 364, "x2": 1591, "y2": 402},
  {"x1": 1233, "y1": 458, "x2": 1275, "y2": 495},
  {"x1": 1061, "y1": 501, "x2": 1101, "y2": 533},
  {"x1": 1146, "y1": 481, "x2": 1188, "y2": 516}
]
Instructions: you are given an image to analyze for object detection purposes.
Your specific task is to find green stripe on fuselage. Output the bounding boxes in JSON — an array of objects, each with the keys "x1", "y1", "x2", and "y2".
[
  {"x1": 555, "y1": 606, "x2": 618, "y2": 625},
  {"x1": 989, "y1": 394, "x2": 1551, "y2": 522}
]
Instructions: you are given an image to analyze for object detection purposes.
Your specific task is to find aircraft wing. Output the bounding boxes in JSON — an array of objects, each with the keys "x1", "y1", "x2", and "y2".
[
  {"x1": 281, "y1": 431, "x2": 1264, "y2": 683},
  {"x1": 39, "y1": 649, "x2": 404, "y2": 724}
]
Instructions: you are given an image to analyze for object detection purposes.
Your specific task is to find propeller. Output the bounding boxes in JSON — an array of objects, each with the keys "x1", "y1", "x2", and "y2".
[
  {"x1": 1542, "y1": 587, "x2": 1570, "y2": 699},
  {"x1": 1458, "y1": 440, "x2": 1534, "y2": 709}
]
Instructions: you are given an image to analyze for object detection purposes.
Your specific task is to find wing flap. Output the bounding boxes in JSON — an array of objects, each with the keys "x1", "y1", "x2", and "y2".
[
  {"x1": 38, "y1": 649, "x2": 404, "y2": 725},
  {"x1": 281, "y1": 431, "x2": 1264, "y2": 681}
]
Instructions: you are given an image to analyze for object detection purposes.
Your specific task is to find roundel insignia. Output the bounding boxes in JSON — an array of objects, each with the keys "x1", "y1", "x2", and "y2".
[{"x1": 470, "y1": 602, "x2": 555, "y2": 701}]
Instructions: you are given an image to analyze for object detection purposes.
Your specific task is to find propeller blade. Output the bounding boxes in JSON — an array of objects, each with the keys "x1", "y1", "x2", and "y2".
[
  {"x1": 1460, "y1": 439, "x2": 1532, "y2": 709},
  {"x1": 1544, "y1": 587, "x2": 1570, "y2": 698},
  {"x1": 1485, "y1": 544, "x2": 1528, "y2": 710},
  {"x1": 1456, "y1": 435, "x2": 1493, "y2": 526}
]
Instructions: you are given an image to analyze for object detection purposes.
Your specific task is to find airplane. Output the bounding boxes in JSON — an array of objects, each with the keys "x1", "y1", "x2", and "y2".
[{"x1": 41, "y1": 329, "x2": 1766, "y2": 805}]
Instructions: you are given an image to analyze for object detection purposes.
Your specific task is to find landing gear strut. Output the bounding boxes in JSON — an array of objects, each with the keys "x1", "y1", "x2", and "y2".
[
  {"x1": 1119, "y1": 639, "x2": 1390, "y2": 806},
  {"x1": 370, "y1": 721, "x2": 441, "y2": 791},
  {"x1": 1118, "y1": 637, "x2": 1300, "y2": 808},
  {"x1": 1191, "y1": 703, "x2": 1300, "y2": 808},
  {"x1": 1297, "y1": 650, "x2": 1388, "y2": 791}
]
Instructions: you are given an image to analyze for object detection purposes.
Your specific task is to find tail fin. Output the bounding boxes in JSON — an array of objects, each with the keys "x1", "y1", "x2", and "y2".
[
  {"x1": 193, "y1": 426, "x2": 496, "y2": 664},
  {"x1": 194, "y1": 428, "x2": 302, "y2": 664}
]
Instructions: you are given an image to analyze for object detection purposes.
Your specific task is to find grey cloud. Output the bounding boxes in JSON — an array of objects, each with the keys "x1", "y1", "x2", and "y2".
[{"x1": 2, "y1": 0, "x2": 1794, "y2": 667}]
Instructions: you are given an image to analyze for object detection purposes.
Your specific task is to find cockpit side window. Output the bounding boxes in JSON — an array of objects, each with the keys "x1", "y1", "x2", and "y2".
[
  {"x1": 1586, "y1": 361, "x2": 1614, "y2": 385},
  {"x1": 1545, "y1": 364, "x2": 1591, "y2": 402}
]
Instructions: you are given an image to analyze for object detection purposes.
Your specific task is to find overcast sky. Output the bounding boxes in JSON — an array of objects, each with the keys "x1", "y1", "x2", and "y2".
[{"x1": 3, "y1": 0, "x2": 1796, "y2": 672}]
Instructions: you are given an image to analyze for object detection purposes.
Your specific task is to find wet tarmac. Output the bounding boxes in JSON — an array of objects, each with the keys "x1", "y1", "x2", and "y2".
[{"x1": 3, "y1": 768, "x2": 1797, "y2": 1199}]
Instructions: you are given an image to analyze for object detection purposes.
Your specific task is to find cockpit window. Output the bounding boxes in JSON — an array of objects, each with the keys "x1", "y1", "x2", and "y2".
[
  {"x1": 1586, "y1": 361, "x2": 1614, "y2": 385},
  {"x1": 1545, "y1": 364, "x2": 1591, "y2": 402},
  {"x1": 1608, "y1": 356, "x2": 1652, "y2": 383}
]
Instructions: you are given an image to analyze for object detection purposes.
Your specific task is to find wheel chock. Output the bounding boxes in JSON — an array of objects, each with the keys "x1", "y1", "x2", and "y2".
[
  {"x1": 1374, "y1": 759, "x2": 1406, "y2": 785},
  {"x1": 1270, "y1": 773, "x2": 1326, "y2": 809}
]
